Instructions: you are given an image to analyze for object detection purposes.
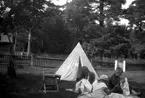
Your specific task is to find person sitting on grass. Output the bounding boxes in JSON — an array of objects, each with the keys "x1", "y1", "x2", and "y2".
[
  {"x1": 108, "y1": 67, "x2": 142, "y2": 97},
  {"x1": 74, "y1": 66, "x2": 92, "y2": 95},
  {"x1": 77, "y1": 72, "x2": 141, "y2": 98},
  {"x1": 76, "y1": 73, "x2": 126, "y2": 98},
  {"x1": 75, "y1": 73, "x2": 108, "y2": 98}
]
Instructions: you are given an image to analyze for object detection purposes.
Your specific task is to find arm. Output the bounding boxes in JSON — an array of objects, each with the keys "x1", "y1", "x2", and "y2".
[
  {"x1": 111, "y1": 83, "x2": 123, "y2": 94},
  {"x1": 109, "y1": 75, "x2": 123, "y2": 94},
  {"x1": 74, "y1": 81, "x2": 82, "y2": 93},
  {"x1": 103, "y1": 87, "x2": 112, "y2": 95}
]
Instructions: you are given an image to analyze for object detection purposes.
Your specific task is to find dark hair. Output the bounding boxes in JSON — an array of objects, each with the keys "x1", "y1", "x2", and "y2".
[
  {"x1": 89, "y1": 72, "x2": 95, "y2": 84},
  {"x1": 81, "y1": 66, "x2": 89, "y2": 79},
  {"x1": 116, "y1": 67, "x2": 123, "y2": 73},
  {"x1": 115, "y1": 67, "x2": 123, "y2": 76}
]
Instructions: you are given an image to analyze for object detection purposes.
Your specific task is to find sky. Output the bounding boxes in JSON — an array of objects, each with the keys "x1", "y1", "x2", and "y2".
[
  {"x1": 120, "y1": 0, "x2": 135, "y2": 25},
  {"x1": 122, "y1": 0, "x2": 135, "y2": 9},
  {"x1": 50, "y1": 0, "x2": 135, "y2": 7},
  {"x1": 47, "y1": 0, "x2": 72, "y2": 5},
  {"x1": 47, "y1": 0, "x2": 136, "y2": 25}
]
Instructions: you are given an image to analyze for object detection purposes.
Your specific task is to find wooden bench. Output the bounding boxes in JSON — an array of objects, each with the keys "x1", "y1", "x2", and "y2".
[{"x1": 41, "y1": 68, "x2": 61, "y2": 93}]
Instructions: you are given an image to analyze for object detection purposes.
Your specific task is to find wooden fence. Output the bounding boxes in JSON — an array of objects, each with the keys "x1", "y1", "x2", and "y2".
[
  {"x1": 0, "y1": 54, "x2": 64, "y2": 68},
  {"x1": 0, "y1": 54, "x2": 144, "y2": 69},
  {"x1": 0, "y1": 54, "x2": 31, "y2": 68},
  {"x1": 32, "y1": 56, "x2": 64, "y2": 68}
]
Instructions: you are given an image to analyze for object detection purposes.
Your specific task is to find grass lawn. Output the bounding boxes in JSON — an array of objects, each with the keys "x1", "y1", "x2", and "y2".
[{"x1": 0, "y1": 65, "x2": 145, "y2": 98}]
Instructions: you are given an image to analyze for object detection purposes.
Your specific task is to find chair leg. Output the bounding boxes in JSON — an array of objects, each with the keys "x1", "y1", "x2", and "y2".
[
  {"x1": 43, "y1": 84, "x2": 46, "y2": 93},
  {"x1": 56, "y1": 84, "x2": 59, "y2": 92},
  {"x1": 56, "y1": 78, "x2": 59, "y2": 92}
]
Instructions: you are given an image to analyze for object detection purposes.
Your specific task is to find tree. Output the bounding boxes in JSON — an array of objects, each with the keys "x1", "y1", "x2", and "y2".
[
  {"x1": 0, "y1": 0, "x2": 49, "y2": 77},
  {"x1": 40, "y1": 14, "x2": 72, "y2": 53},
  {"x1": 60, "y1": 0, "x2": 127, "y2": 58},
  {"x1": 124, "y1": 0, "x2": 145, "y2": 58}
]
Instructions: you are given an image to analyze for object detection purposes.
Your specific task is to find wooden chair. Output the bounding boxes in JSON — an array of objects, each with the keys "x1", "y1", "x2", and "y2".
[
  {"x1": 41, "y1": 68, "x2": 61, "y2": 93},
  {"x1": 114, "y1": 60, "x2": 126, "y2": 72}
]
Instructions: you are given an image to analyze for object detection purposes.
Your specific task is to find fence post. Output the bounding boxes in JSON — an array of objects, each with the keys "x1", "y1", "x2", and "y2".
[{"x1": 30, "y1": 54, "x2": 33, "y2": 67}]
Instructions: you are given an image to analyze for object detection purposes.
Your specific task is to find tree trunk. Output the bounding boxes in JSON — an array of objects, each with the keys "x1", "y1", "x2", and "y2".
[
  {"x1": 7, "y1": 33, "x2": 16, "y2": 78},
  {"x1": 99, "y1": 0, "x2": 104, "y2": 27},
  {"x1": 99, "y1": 0, "x2": 105, "y2": 66},
  {"x1": 7, "y1": 43, "x2": 16, "y2": 78}
]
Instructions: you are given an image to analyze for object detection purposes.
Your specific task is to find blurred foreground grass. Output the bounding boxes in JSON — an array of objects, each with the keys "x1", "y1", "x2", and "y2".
[{"x1": 0, "y1": 67, "x2": 145, "y2": 98}]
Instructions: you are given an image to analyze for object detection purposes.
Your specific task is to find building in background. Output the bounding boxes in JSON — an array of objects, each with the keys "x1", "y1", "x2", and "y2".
[
  {"x1": 0, "y1": 33, "x2": 13, "y2": 55},
  {"x1": 15, "y1": 28, "x2": 30, "y2": 56},
  {"x1": 0, "y1": 28, "x2": 30, "y2": 57}
]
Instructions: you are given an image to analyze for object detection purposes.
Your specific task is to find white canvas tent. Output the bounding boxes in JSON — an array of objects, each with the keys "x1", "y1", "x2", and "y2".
[{"x1": 55, "y1": 42, "x2": 99, "y2": 81}]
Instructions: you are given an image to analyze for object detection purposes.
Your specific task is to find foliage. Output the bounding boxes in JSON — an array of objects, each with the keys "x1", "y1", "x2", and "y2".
[
  {"x1": 0, "y1": 0, "x2": 145, "y2": 59},
  {"x1": 124, "y1": 0, "x2": 145, "y2": 55},
  {"x1": 65, "y1": 0, "x2": 127, "y2": 57}
]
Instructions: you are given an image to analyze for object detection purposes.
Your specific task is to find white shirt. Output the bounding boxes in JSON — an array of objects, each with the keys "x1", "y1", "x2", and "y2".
[
  {"x1": 75, "y1": 79, "x2": 92, "y2": 94},
  {"x1": 92, "y1": 80, "x2": 107, "y2": 92}
]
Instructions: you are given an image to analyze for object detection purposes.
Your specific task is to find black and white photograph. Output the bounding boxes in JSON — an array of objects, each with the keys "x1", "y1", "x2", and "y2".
[{"x1": 0, "y1": 0, "x2": 145, "y2": 98}]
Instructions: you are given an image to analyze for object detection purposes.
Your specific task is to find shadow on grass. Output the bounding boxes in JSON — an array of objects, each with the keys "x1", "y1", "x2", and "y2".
[
  {"x1": 128, "y1": 79, "x2": 145, "y2": 98},
  {"x1": 0, "y1": 72, "x2": 145, "y2": 98},
  {"x1": 0, "y1": 73, "x2": 78, "y2": 98}
]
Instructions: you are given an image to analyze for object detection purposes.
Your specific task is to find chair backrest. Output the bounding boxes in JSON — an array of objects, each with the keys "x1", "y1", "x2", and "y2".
[
  {"x1": 42, "y1": 68, "x2": 61, "y2": 83},
  {"x1": 41, "y1": 68, "x2": 61, "y2": 92},
  {"x1": 114, "y1": 60, "x2": 126, "y2": 72}
]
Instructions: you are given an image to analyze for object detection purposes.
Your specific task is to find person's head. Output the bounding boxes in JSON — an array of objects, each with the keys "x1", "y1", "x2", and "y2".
[
  {"x1": 99, "y1": 74, "x2": 108, "y2": 82},
  {"x1": 118, "y1": 58, "x2": 124, "y2": 64},
  {"x1": 81, "y1": 66, "x2": 89, "y2": 79},
  {"x1": 115, "y1": 67, "x2": 123, "y2": 77},
  {"x1": 89, "y1": 72, "x2": 95, "y2": 84},
  {"x1": 99, "y1": 74, "x2": 109, "y2": 85}
]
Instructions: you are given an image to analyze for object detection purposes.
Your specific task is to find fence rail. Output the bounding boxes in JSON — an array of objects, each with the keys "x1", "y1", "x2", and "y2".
[
  {"x1": 33, "y1": 56, "x2": 63, "y2": 68},
  {"x1": 0, "y1": 54, "x2": 64, "y2": 68},
  {"x1": 0, "y1": 54, "x2": 145, "y2": 69},
  {"x1": 0, "y1": 54, "x2": 31, "y2": 68}
]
